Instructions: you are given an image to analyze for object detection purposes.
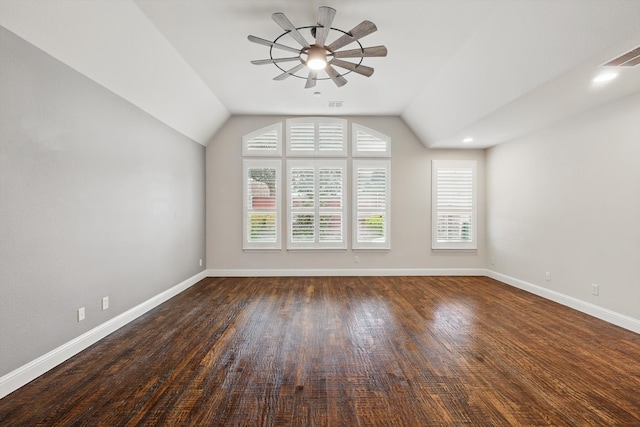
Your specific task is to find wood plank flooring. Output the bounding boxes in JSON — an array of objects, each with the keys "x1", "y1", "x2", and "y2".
[{"x1": 1, "y1": 276, "x2": 639, "y2": 426}]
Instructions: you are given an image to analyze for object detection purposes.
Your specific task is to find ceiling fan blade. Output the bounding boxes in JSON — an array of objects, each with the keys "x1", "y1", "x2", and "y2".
[
  {"x1": 315, "y1": 6, "x2": 336, "y2": 46},
  {"x1": 248, "y1": 35, "x2": 301, "y2": 54},
  {"x1": 251, "y1": 57, "x2": 301, "y2": 65},
  {"x1": 273, "y1": 63, "x2": 307, "y2": 80},
  {"x1": 331, "y1": 59, "x2": 374, "y2": 77},
  {"x1": 272, "y1": 12, "x2": 310, "y2": 48},
  {"x1": 325, "y1": 65, "x2": 348, "y2": 87},
  {"x1": 305, "y1": 70, "x2": 318, "y2": 89},
  {"x1": 333, "y1": 45, "x2": 388, "y2": 59},
  {"x1": 327, "y1": 20, "x2": 377, "y2": 51}
]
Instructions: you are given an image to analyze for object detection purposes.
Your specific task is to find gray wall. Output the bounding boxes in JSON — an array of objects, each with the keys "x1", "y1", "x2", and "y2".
[
  {"x1": 486, "y1": 94, "x2": 640, "y2": 320},
  {"x1": 206, "y1": 115, "x2": 486, "y2": 271},
  {"x1": 0, "y1": 27, "x2": 206, "y2": 375}
]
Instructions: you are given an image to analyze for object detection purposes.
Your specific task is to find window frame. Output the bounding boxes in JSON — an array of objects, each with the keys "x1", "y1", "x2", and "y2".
[
  {"x1": 352, "y1": 123, "x2": 391, "y2": 157},
  {"x1": 352, "y1": 159, "x2": 391, "y2": 250},
  {"x1": 242, "y1": 123, "x2": 282, "y2": 157},
  {"x1": 431, "y1": 160, "x2": 477, "y2": 250},
  {"x1": 242, "y1": 159, "x2": 282, "y2": 250},
  {"x1": 286, "y1": 117, "x2": 348, "y2": 157},
  {"x1": 286, "y1": 159, "x2": 347, "y2": 250}
]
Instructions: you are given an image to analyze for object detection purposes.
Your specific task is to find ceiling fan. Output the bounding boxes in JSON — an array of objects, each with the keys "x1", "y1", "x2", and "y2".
[{"x1": 248, "y1": 6, "x2": 387, "y2": 88}]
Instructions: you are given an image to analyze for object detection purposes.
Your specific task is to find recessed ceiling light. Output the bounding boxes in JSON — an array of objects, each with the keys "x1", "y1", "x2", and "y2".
[
  {"x1": 313, "y1": 91, "x2": 322, "y2": 97},
  {"x1": 462, "y1": 137, "x2": 474, "y2": 143},
  {"x1": 592, "y1": 72, "x2": 619, "y2": 84}
]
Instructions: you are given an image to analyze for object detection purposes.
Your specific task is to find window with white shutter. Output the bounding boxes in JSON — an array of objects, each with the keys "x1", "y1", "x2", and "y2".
[
  {"x1": 243, "y1": 159, "x2": 281, "y2": 249},
  {"x1": 242, "y1": 123, "x2": 282, "y2": 156},
  {"x1": 286, "y1": 118, "x2": 347, "y2": 157},
  {"x1": 287, "y1": 159, "x2": 347, "y2": 249},
  {"x1": 353, "y1": 160, "x2": 390, "y2": 250},
  {"x1": 432, "y1": 160, "x2": 477, "y2": 250},
  {"x1": 352, "y1": 124, "x2": 391, "y2": 157}
]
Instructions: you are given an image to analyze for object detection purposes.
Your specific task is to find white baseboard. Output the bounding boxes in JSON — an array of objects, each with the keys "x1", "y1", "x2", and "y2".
[
  {"x1": 486, "y1": 270, "x2": 640, "y2": 334},
  {"x1": 207, "y1": 268, "x2": 488, "y2": 277},
  {"x1": 0, "y1": 270, "x2": 207, "y2": 399}
]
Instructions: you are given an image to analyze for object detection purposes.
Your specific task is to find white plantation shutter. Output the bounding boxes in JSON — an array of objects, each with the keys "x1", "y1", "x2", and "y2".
[
  {"x1": 243, "y1": 159, "x2": 281, "y2": 249},
  {"x1": 318, "y1": 121, "x2": 345, "y2": 153},
  {"x1": 432, "y1": 160, "x2": 477, "y2": 249},
  {"x1": 242, "y1": 123, "x2": 282, "y2": 156},
  {"x1": 290, "y1": 166, "x2": 315, "y2": 243},
  {"x1": 287, "y1": 160, "x2": 346, "y2": 249},
  {"x1": 286, "y1": 118, "x2": 347, "y2": 157},
  {"x1": 353, "y1": 160, "x2": 390, "y2": 249},
  {"x1": 352, "y1": 124, "x2": 391, "y2": 157},
  {"x1": 289, "y1": 121, "x2": 315, "y2": 153},
  {"x1": 318, "y1": 167, "x2": 344, "y2": 243}
]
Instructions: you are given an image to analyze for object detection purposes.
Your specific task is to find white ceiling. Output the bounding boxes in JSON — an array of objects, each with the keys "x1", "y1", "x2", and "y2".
[{"x1": 1, "y1": 0, "x2": 639, "y2": 148}]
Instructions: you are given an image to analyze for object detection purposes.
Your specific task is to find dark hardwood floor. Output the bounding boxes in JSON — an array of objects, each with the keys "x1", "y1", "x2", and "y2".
[{"x1": 1, "y1": 276, "x2": 639, "y2": 426}]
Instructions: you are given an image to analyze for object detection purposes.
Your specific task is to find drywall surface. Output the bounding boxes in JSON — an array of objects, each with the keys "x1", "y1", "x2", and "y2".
[
  {"x1": 206, "y1": 115, "x2": 486, "y2": 272},
  {"x1": 486, "y1": 94, "x2": 640, "y2": 319},
  {"x1": 0, "y1": 27, "x2": 206, "y2": 375}
]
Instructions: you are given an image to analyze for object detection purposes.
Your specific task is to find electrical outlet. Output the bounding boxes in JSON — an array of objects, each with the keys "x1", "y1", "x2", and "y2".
[
  {"x1": 199, "y1": 258, "x2": 203, "y2": 267},
  {"x1": 592, "y1": 284, "x2": 599, "y2": 296},
  {"x1": 491, "y1": 257, "x2": 496, "y2": 266},
  {"x1": 77, "y1": 307, "x2": 85, "y2": 322},
  {"x1": 545, "y1": 272, "x2": 551, "y2": 281},
  {"x1": 354, "y1": 255, "x2": 359, "y2": 263},
  {"x1": 102, "y1": 296, "x2": 109, "y2": 311}
]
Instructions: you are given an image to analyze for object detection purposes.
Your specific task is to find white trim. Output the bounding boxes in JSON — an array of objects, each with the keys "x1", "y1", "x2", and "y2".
[
  {"x1": 486, "y1": 270, "x2": 640, "y2": 334},
  {"x1": 207, "y1": 268, "x2": 487, "y2": 277},
  {"x1": 0, "y1": 270, "x2": 207, "y2": 399}
]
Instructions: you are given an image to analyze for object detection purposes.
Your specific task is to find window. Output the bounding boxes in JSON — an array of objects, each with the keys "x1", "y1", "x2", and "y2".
[
  {"x1": 243, "y1": 119, "x2": 391, "y2": 251},
  {"x1": 242, "y1": 123, "x2": 282, "y2": 156},
  {"x1": 353, "y1": 160, "x2": 391, "y2": 249},
  {"x1": 432, "y1": 160, "x2": 477, "y2": 250},
  {"x1": 243, "y1": 159, "x2": 281, "y2": 249},
  {"x1": 352, "y1": 123, "x2": 391, "y2": 157},
  {"x1": 286, "y1": 117, "x2": 347, "y2": 157},
  {"x1": 287, "y1": 159, "x2": 347, "y2": 249}
]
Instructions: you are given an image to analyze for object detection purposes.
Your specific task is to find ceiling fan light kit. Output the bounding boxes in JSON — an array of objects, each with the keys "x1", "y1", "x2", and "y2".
[{"x1": 248, "y1": 6, "x2": 387, "y2": 88}]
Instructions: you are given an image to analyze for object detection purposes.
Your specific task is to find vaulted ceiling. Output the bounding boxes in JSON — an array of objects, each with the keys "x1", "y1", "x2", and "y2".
[{"x1": 1, "y1": 0, "x2": 639, "y2": 148}]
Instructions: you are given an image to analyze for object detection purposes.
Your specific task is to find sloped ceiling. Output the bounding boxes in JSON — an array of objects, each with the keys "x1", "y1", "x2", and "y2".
[{"x1": 1, "y1": 0, "x2": 639, "y2": 148}]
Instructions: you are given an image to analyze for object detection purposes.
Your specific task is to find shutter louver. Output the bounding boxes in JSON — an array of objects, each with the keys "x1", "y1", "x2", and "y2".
[
  {"x1": 353, "y1": 161, "x2": 390, "y2": 249},
  {"x1": 352, "y1": 124, "x2": 391, "y2": 157},
  {"x1": 243, "y1": 160, "x2": 281, "y2": 249},
  {"x1": 319, "y1": 168, "x2": 343, "y2": 243},
  {"x1": 432, "y1": 161, "x2": 477, "y2": 249},
  {"x1": 356, "y1": 130, "x2": 387, "y2": 153},
  {"x1": 289, "y1": 122, "x2": 315, "y2": 152},
  {"x1": 247, "y1": 168, "x2": 277, "y2": 243},
  {"x1": 287, "y1": 118, "x2": 346, "y2": 156},
  {"x1": 246, "y1": 128, "x2": 278, "y2": 152},
  {"x1": 288, "y1": 160, "x2": 346, "y2": 249},
  {"x1": 435, "y1": 168, "x2": 473, "y2": 244},
  {"x1": 319, "y1": 122, "x2": 345, "y2": 152},
  {"x1": 290, "y1": 167, "x2": 315, "y2": 243},
  {"x1": 242, "y1": 123, "x2": 282, "y2": 156}
]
